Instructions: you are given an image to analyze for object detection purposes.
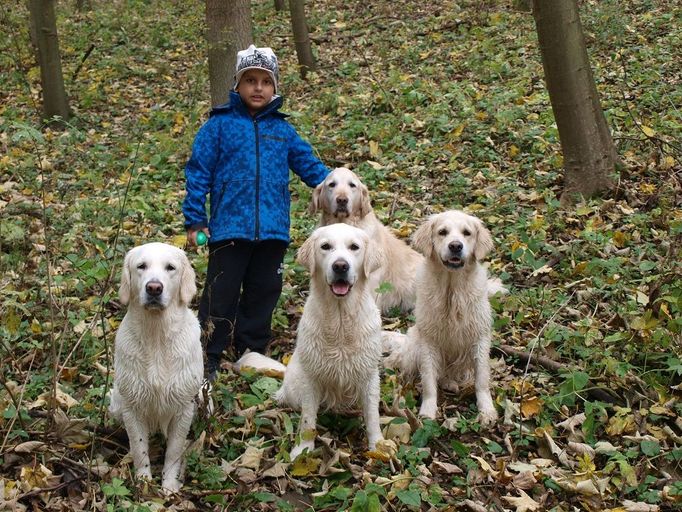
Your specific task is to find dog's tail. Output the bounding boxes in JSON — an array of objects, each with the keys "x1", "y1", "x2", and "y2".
[
  {"x1": 381, "y1": 330, "x2": 420, "y2": 378},
  {"x1": 234, "y1": 351, "x2": 287, "y2": 379},
  {"x1": 487, "y1": 276, "x2": 508, "y2": 297}
]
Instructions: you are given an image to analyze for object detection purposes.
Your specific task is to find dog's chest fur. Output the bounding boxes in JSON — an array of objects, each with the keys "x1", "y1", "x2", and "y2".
[
  {"x1": 297, "y1": 295, "x2": 382, "y2": 407},
  {"x1": 114, "y1": 311, "x2": 202, "y2": 426},
  {"x1": 416, "y1": 264, "x2": 491, "y2": 360}
]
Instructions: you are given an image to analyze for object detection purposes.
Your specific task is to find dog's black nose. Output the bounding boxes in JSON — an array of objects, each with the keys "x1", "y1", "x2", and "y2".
[
  {"x1": 145, "y1": 280, "x2": 163, "y2": 297},
  {"x1": 336, "y1": 196, "x2": 348, "y2": 207},
  {"x1": 448, "y1": 241, "x2": 463, "y2": 254},
  {"x1": 332, "y1": 259, "x2": 349, "y2": 274}
]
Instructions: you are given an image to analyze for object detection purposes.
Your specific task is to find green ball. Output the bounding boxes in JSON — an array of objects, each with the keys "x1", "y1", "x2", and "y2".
[{"x1": 196, "y1": 231, "x2": 208, "y2": 245}]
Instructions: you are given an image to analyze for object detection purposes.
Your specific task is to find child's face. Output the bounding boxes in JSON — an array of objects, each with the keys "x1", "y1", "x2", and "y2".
[{"x1": 236, "y1": 69, "x2": 275, "y2": 115}]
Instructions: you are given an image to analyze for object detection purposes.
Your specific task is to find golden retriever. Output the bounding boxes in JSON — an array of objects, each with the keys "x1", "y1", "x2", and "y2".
[
  {"x1": 383, "y1": 211, "x2": 502, "y2": 425},
  {"x1": 275, "y1": 223, "x2": 385, "y2": 458},
  {"x1": 309, "y1": 167, "x2": 423, "y2": 313},
  {"x1": 109, "y1": 242, "x2": 203, "y2": 492}
]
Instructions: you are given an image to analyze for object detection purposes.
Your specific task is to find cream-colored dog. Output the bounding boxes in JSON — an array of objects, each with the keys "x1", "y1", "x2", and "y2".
[
  {"x1": 310, "y1": 167, "x2": 423, "y2": 313},
  {"x1": 109, "y1": 242, "x2": 203, "y2": 492},
  {"x1": 275, "y1": 224, "x2": 385, "y2": 458},
  {"x1": 383, "y1": 211, "x2": 502, "y2": 425}
]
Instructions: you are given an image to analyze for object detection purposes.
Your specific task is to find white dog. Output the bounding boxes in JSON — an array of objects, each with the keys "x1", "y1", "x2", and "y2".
[
  {"x1": 275, "y1": 224, "x2": 385, "y2": 458},
  {"x1": 383, "y1": 211, "x2": 502, "y2": 425},
  {"x1": 309, "y1": 167, "x2": 423, "y2": 313},
  {"x1": 109, "y1": 242, "x2": 203, "y2": 492}
]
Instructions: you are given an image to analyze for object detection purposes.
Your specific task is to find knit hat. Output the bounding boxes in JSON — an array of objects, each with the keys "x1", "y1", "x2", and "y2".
[{"x1": 233, "y1": 45, "x2": 279, "y2": 94}]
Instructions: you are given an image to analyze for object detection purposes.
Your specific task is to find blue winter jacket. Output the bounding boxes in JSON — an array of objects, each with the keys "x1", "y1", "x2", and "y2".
[{"x1": 182, "y1": 91, "x2": 329, "y2": 244}]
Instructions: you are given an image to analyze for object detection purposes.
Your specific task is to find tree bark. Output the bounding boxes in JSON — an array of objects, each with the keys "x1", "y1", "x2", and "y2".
[
  {"x1": 532, "y1": 0, "x2": 617, "y2": 202},
  {"x1": 205, "y1": 0, "x2": 253, "y2": 107},
  {"x1": 27, "y1": 0, "x2": 70, "y2": 122},
  {"x1": 274, "y1": 0, "x2": 286, "y2": 12},
  {"x1": 288, "y1": 0, "x2": 316, "y2": 79}
]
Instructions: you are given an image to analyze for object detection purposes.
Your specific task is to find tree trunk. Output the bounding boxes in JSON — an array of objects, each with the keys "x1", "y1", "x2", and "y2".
[
  {"x1": 27, "y1": 0, "x2": 70, "y2": 122},
  {"x1": 532, "y1": 0, "x2": 617, "y2": 202},
  {"x1": 288, "y1": 0, "x2": 316, "y2": 79},
  {"x1": 274, "y1": 0, "x2": 286, "y2": 12},
  {"x1": 205, "y1": 0, "x2": 252, "y2": 107}
]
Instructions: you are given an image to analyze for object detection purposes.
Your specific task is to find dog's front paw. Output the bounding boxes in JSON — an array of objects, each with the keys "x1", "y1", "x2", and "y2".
[
  {"x1": 418, "y1": 401, "x2": 437, "y2": 420},
  {"x1": 161, "y1": 477, "x2": 182, "y2": 494},
  {"x1": 477, "y1": 407, "x2": 498, "y2": 427},
  {"x1": 135, "y1": 467, "x2": 152, "y2": 481},
  {"x1": 290, "y1": 440, "x2": 315, "y2": 460}
]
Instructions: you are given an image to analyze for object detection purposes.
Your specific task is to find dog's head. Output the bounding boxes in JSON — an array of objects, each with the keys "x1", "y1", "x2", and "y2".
[
  {"x1": 297, "y1": 224, "x2": 382, "y2": 298},
  {"x1": 411, "y1": 210, "x2": 493, "y2": 269},
  {"x1": 119, "y1": 242, "x2": 197, "y2": 310},
  {"x1": 309, "y1": 167, "x2": 372, "y2": 221}
]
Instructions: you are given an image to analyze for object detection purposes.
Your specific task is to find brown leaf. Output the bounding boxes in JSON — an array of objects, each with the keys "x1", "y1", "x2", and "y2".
[{"x1": 503, "y1": 489, "x2": 540, "y2": 512}]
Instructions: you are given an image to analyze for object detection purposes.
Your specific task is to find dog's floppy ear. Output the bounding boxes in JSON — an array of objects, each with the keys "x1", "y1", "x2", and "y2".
[
  {"x1": 179, "y1": 251, "x2": 197, "y2": 305},
  {"x1": 411, "y1": 216, "x2": 434, "y2": 258},
  {"x1": 308, "y1": 183, "x2": 323, "y2": 215},
  {"x1": 358, "y1": 183, "x2": 372, "y2": 218},
  {"x1": 296, "y1": 234, "x2": 316, "y2": 274},
  {"x1": 474, "y1": 219, "x2": 494, "y2": 261},
  {"x1": 119, "y1": 249, "x2": 134, "y2": 305},
  {"x1": 363, "y1": 238, "x2": 384, "y2": 278}
]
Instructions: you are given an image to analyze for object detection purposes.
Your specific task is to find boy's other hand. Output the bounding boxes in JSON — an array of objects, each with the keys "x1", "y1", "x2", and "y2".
[{"x1": 187, "y1": 228, "x2": 210, "y2": 247}]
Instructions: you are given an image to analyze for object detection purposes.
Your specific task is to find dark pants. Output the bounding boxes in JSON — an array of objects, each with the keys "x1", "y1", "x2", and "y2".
[{"x1": 199, "y1": 239, "x2": 287, "y2": 372}]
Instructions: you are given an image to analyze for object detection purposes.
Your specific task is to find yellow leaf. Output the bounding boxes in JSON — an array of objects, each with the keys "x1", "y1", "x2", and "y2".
[
  {"x1": 366, "y1": 439, "x2": 397, "y2": 461},
  {"x1": 509, "y1": 144, "x2": 520, "y2": 157},
  {"x1": 170, "y1": 234, "x2": 187, "y2": 247},
  {"x1": 641, "y1": 125, "x2": 655, "y2": 137},
  {"x1": 449, "y1": 123, "x2": 465, "y2": 139},
  {"x1": 300, "y1": 429, "x2": 316, "y2": 442},
  {"x1": 290, "y1": 454, "x2": 320, "y2": 476},
  {"x1": 661, "y1": 155, "x2": 675, "y2": 170},
  {"x1": 369, "y1": 140, "x2": 381, "y2": 157},
  {"x1": 520, "y1": 396, "x2": 543, "y2": 418},
  {"x1": 613, "y1": 231, "x2": 628, "y2": 248},
  {"x1": 30, "y1": 318, "x2": 42, "y2": 334}
]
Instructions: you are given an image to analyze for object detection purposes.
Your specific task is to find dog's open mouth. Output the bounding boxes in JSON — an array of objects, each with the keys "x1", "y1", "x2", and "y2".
[
  {"x1": 444, "y1": 257, "x2": 464, "y2": 269},
  {"x1": 330, "y1": 279, "x2": 352, "y2": 297}
]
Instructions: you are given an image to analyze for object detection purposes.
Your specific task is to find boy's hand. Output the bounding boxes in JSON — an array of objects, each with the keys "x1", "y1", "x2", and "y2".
[{"x1": 187, "y1": 228, "x2": 210, "y2": 247}]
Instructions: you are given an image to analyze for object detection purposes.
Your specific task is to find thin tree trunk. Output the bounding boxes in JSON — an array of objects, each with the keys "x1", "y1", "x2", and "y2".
[
  {"x1": 205, "y1": 0, "x2": 252, "y2": 107},
  {"x1": 274, "y1": 0, "x2": 286, "y2": 12},
  {"x1": 532, "y1": 0, "x2": 617, "y2": 202},
  {"x1": 27, "y1": 0, "x2": 70, "y2": 122},
  {"x1": 288, "y1": 0, "x2": 316, "y2": 79}
]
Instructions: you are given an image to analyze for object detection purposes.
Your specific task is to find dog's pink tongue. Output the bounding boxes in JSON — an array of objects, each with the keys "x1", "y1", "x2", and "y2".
[{"x1": 332, "y1": 282, "x2": 350, "y2": 295}]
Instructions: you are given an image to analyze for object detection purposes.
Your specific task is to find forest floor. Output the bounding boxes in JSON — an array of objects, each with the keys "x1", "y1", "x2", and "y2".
[{"x1": 1, "y1": 0, "x2": 681, "y2": 510}]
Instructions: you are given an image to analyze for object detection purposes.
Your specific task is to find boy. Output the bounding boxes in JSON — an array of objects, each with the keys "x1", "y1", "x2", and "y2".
[{"x1": 183, "y1": 45, "x2": 329, "y2": 381}]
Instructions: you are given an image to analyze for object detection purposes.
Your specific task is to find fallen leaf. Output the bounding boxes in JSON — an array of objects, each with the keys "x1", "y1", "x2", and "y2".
[
  {"x1": 290, "y1": 454, "x2": 321, "y2": 476},
  {"x1": 502, "y1": 489, "x2": 540, "y2": 512},
  {"x1": 622, "y1": 501, "x2": 659, "y2": 512},
  {"x1": 238, "y1": 446, "x2": 263, "y2": 470}
]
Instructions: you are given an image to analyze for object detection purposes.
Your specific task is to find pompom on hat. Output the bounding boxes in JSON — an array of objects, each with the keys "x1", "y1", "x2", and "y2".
[{"x1": 233, "y1": 45, "x2": 279, "y2": 94}]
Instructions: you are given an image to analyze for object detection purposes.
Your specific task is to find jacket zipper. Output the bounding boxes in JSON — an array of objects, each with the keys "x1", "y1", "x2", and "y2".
[{"x1": 253, "y1": 118, "x2": 260, "y2": 241}]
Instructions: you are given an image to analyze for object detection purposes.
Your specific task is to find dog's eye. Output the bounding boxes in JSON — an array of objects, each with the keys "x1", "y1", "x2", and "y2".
[
  {"x1": 137, "y1": 263, "x2": 147, "y2": 270},
  {"x1": 328, "y1": 181, "x2": 336, "y2": 188},
  {"x1": 349, "y1": 243, "x2": 360, "y2": 251},
  {"x1": 437, "y1": 228, "x2": 448, "y2": 236},
  {"x1": 349, "y1": 182, "x2": 357, "y2": 188},
  {"x1": 463, "y1": 229, "x2": 471, "y2": 237},
  {"x1": 321, "y1": 243, "x2": 331, "y2": 250},
  {"x1": 166, "y1": 264, "x2": 176, "y2": 271}
]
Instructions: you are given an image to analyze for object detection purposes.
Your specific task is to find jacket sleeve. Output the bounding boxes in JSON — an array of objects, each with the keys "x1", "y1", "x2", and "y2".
[
  {"x1": 286, "y1": 125, "x2": 330, "y2": 187},
  {"x1": 182, "y1": 118, "x2": 220, "y2": 229}
]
